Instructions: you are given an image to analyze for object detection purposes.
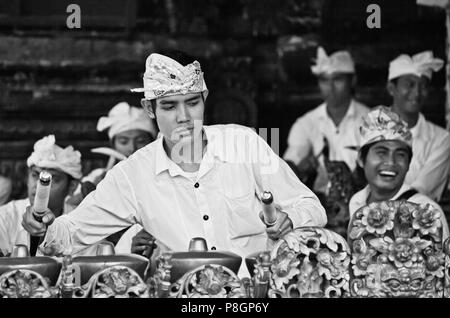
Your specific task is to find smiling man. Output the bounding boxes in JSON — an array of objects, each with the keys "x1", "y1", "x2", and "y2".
[
  {"x1": 348, "y1": 106, "x2": 449, "y2": 239},
  {"x1": 387, "y1": 51, "x2": 450, "y2": 201},
  {"x1": 21, "y1": 51, "x2": 326, "y2": 274}
]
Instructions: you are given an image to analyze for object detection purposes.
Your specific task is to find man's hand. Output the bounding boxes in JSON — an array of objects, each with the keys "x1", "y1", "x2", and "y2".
[
  {"x1": 131, "y1": 229, "x2": 157, "y2": 259},
  {"x1": 21, "y1": 206, "x2": 55, "y2": 237},
  {"x1": 259, "y1": 206, "x2": 294, "y2": 240}
]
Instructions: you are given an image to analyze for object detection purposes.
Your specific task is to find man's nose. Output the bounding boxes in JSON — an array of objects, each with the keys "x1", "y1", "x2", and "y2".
[
  {"x1": 409, "y1": 84, "x2": 420, "y2": 99},
  {"x1": 385, "y1": 152, "x2": 396, "y2": 165},
  {"x1": 177, "y1": 104, "x2": 190, "y2": 122}
]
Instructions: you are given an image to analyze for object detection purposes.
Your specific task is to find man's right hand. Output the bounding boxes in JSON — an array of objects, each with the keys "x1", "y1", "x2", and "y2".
[
  {"x1": 21, "y1": 206, "x2": 56, "y2": 237},
  {"x1": 131, "y1": 229, "x2": 157, "y2": 259}
]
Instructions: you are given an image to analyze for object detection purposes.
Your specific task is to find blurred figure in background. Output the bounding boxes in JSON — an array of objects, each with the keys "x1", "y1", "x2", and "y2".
[
  {"x1": 0, "y1": 174, "x2": 12, "y2": 205},
  {"x1": 84, "y1": 101, "x2": 158, "y2": 191},
  {"x1": 387, "y1": 51, "x2": 450, "y2": 202},
  {"x1": 283, "y1": 47, "x2": 370, "y2": 236},
  {"x1": 0, "y1": 135, "x2": 82, "y2": 256}
]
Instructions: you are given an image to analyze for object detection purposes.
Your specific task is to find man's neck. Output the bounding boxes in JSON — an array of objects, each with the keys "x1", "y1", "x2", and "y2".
[
  {"x1": 391, "y1": 105, "x2": 419, "y2": 128},
  {"x1": 164, "y1": 134, "x2": 207, "y2": 172},
  {"x1": 49, "y1": 205, "x2": 64, "y2": 218},
  {"x1": 367, "y1": 185, "x2": 402, "y2": 204},
  {"x1": 326, "y1": 97, "x2": 352, "y2": 127}
]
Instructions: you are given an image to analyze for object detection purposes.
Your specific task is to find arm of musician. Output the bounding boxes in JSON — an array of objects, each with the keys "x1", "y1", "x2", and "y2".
[
  {"x1": 37, "y1": 166, "x2": 139, "y2": 256},
  {"x1": 252, "y1": 132, "x2": 327, "y2": 230}
]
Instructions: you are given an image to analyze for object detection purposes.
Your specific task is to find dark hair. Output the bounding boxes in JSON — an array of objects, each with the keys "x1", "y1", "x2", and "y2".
[{"x1": 158, "y1": 49, "x2": 197, "y2": 66}]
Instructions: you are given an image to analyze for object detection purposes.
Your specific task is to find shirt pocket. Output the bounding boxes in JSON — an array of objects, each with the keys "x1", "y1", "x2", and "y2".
[{"x1": 219, "y1": 164, "x2": 265, "y2": 240}]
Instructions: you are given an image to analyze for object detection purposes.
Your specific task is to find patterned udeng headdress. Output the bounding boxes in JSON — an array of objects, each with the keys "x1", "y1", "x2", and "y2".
[{"x1": 131, "y1": 53, "x2": 208, "y2": 100}]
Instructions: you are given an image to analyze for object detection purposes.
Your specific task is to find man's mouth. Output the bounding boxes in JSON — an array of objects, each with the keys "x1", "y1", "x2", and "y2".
[{"x1": 378, "y1": 170, "x2": 398, "y2": 178}]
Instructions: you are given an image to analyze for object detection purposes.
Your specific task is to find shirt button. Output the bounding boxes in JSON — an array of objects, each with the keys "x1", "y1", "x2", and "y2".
[
  {"x1": 203, "y1": 215, "x2": 209, "y2": 221},
  {"x1": 211, "y1": 246, "x2": 216, "y2": 250},
  {"x1": 194, "y1": 182, "x2": 199, "y2": 188}
]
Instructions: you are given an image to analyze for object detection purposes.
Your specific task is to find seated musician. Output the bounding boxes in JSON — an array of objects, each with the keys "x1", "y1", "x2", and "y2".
[
  {"x1": 0, "y1": 135, "x2": 82, "y2": 256},
  {"x1": 349, "y1": 106, "x2": 449, "y2": 239},
  {"x1": 21, "y1": 51, "x2": 326, "y2": 276},
  {"x1": 283, "y1": 46, "x2": 369, "y2": 194}
]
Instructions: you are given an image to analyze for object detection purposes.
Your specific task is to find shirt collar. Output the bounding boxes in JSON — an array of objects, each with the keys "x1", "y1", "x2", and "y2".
[
  {"x1": 361, "y1": 183, "x2": 412, "y2": 204},
  {"x1": 409, "y1": 113, "x2": 426, "y2": 139},
  {"x1": 319, "y1": 99, "x2": 357, "y2": 120},
  {"x1": 154, "y1": 125, "x2": 228, "y2": 177}
]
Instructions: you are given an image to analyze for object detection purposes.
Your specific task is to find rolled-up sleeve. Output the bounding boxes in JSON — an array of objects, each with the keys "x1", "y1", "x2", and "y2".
[
  {"x1": 252, "y1": 132, "x2": 327, "y2": 228},
  {"x1": 283, "y1": 116, "x2": 313, "y2": 165},
  {"x1": 41, "y1": 165, "x2": 138, "y2": 256},
  {"x1": 410, "y1": 132, "x2": 450, "y2": 201}
]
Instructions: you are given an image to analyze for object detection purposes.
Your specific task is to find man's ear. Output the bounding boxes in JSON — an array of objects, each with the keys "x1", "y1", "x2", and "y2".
[
  {"x1": 386, "y1": 81, "x2": 396, "y2": 97},
  {"x1": 141, "y1": 98, "x2": 155, "y2": 119},
  {"x1": 356, "y1": 152, "x2": 364, "y2": 168},
  {"x1": 68, "y1": 179, "x2": 80, "y2": 196},
  {"x1": 351, "y1": 74, "x2": 357, "y2": 88}
]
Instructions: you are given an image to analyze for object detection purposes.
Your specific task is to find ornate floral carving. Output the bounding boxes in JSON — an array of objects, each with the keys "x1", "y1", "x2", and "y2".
[
  {"x1": 169, "y1": 264, "x2": 246, "y2": 298},
  {"x1": 71, "y1": 266, "x2": 149, "y2": 298},
  {"x1": 147, "y1": 253, "x2": 173, "y2": 298},
  {"x1": 349, "y1": 200, "x2": 445, "y2": 298},
  {"x1": 267, "y1": 227, "x2": 350, "y2": 298},
  {"x1": 0, "y1": 269, "x2": 59, "y2": 298}
]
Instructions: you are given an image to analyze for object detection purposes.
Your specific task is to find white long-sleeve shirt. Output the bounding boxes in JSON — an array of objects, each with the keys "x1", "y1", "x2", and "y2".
[
  {"x1": 349, "y1": 183, "x2": 449, "y2": 240},
  {"x1": 406, "y1": 113, "x2": 450, "y2": 201},
  {"x1": 283, "y1": 100, "x2": 370, "y2": 193},
  {"x1": 0, "y1": 198, "x2": 98, "y2": 256},
  {"x1": 40, "y1": 124, "x2": 326, "y2": 259}
]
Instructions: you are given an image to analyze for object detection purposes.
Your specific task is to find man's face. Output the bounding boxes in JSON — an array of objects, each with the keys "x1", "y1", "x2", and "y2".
[
  {"x1": 113, "y1": 129, "x2": 154, "y2": 157},
  {"x1": 27, "y1": 166, "x2": 75, "y2": 215},
  {"x1": 363, "y1": 140, "x2": 411, "y2": 195},
  {"x1": 388, "y1": 74, "x2": 429, "y2": 115},
  {"x1": 318, "y1": 73, "x2": 354, "y2": 105},
  {"x1": 147, "y1": 93, "x2": 205, "y2": 149}
]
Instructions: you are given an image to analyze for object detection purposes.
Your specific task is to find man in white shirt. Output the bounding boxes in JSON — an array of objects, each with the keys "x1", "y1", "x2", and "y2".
[
  {"x1": 21, "y1": 51, "x2": 327, "y2": 271},
  {"x1": 0, "y1": 135, "x2": 82, "y2": 256},
  {"x1": 387, "y1": 51, "x2": 450, "y2": 201},
  {"x1": 348, "y1": 106, "x2": 449, "y2": 239},
  {"x1": 284, "y1": 47, "x2": 369, "y2": 195}
]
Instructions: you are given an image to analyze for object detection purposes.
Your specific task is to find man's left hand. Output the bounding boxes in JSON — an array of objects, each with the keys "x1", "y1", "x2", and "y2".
[{"x1": 259, "y1": 207, "x2": 293, "y2": 240}]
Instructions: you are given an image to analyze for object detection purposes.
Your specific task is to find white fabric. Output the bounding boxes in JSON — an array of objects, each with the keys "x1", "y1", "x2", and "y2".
[
  {"x1": 388, "y1": 51, "x2": 444, "y2": 81},
  {"x1": 0, "y1": 175, "x2": 12, "y2": 205},
  {"x1": 97, "y1": 102, "x2": 157, "y2": 140},
  {"x1": 311, "y1": 47, "x2": 355, "y2": 75},
  {"x1": 406, "y1": 113, "x2": 450, "y2": 201},
  {"x1": 26, "y1": 135, "x2": 82, "y2": 180},
  {"x1": 131, "y1": 53, "x2": 208, "y2": 100},
  {"x1": 283, "y1": 100, "x2": 370, "y2": 193},
  {"x1": 40, "y1": 124, "x2": 326, "y2": 273},
  {"x1": 349, "y1": 184, "x2": 449, "y2": 240},
  {"x1": 0, "y1": 198, "x2": 98, "y2": 256}
]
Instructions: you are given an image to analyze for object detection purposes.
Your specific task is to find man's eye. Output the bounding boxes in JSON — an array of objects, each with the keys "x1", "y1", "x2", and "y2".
[
  {"x1": 162, "y1": 105, "x2": 175, "y2": 110},
  {"x1": 187, "y1": 100, "x2": 199, "y2": 107}
]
